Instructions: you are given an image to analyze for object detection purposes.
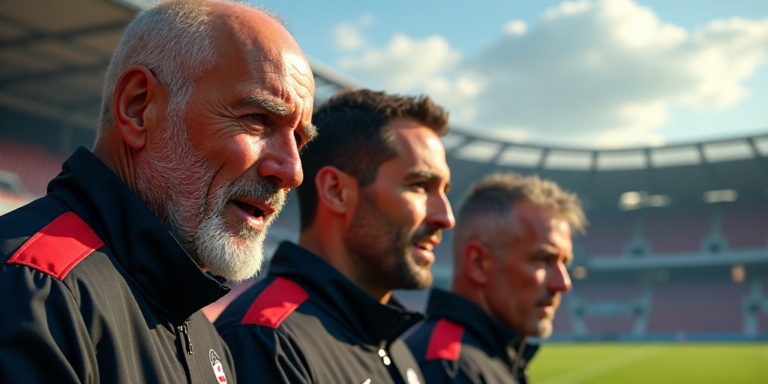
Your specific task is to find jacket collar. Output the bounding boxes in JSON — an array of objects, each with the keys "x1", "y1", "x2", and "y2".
[
  {"x1": 47, "y1": 147, "x2": 230, "y2": 325},
  {"x1": 268, "y1": 241, "x2": 424, "y2": 347},
  {"x1": 426, "y1": 288, "x2": 538, "y2": 367}
]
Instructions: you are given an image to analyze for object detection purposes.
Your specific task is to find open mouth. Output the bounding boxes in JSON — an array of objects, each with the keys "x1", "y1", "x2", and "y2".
[
  {"x1": 232, "y1": 200, "x2": 266, "y2": 219},
  {"x1": 413, "y1": 240, "x2": 435, "y2": 252},
  {"x1": 230, "y1": 198, "x2": 275, "y2": 232}
]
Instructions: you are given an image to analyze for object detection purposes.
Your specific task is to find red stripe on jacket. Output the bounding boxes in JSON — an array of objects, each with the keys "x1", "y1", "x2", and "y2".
[
  {"x1": 426, "y1": 318, "x2": 465, "y2": 361},
  {"x1": 8, "y1": 212, "x2": 104, "y2": 280},
  {"x1": 241, "y1": 277, "x2": 309, "y2": 329}
]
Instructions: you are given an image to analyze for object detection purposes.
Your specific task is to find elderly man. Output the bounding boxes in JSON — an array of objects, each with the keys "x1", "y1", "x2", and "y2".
[
  {"x1": 215, "y1": 89, "x2": 455, "y2": 384},
  {"x1": 405, "y1": 173, "x2": 586, "y2": 384},
  {"x1": 0, "y1": 1, "x2": 314, "y2": 383}
]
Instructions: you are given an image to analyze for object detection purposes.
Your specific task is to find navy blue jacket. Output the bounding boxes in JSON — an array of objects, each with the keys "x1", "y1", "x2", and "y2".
[
  {"x1": 0, "y1": 148, "x2": 236, "y2": 384},
  {"x1": 405, "y1": 289, "x2": 538, "y2": 384},
  {"x1": 216, "y1": 241, "x2": 426, "y2": 384}
]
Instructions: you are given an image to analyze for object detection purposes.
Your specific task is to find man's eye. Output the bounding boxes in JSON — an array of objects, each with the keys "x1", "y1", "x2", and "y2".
[
  {"x1": 535, "y1": 256, "x2": 551, "y2": 264},
  {"x1": 411, "y1": 182, "x2": 427, "y2": 190},
  {"x1": 246, "y1": 113, "x2": 265, "y2": 123},
  {"x1": 294, "y1": 132, "x2": 303, "y2": 149}
]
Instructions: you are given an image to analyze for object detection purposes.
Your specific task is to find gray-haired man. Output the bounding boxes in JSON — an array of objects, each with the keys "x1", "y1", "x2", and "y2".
[
  {"x1": 406, "y1": 172, "x2": 587, "y2": 384},
  {"x1": 0, "y1": 1, "x2": 314, "y2": 382}
]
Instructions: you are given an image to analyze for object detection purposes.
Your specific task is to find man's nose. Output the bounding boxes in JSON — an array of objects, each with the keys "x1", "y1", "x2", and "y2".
[
  {"x1": 426, "y1": 192, "x2": 455, "y2": 230},
  {"x1": 548, "y1": 262, "x2": 572, "y2": 293},
  {"x1": 256, "y1": 131, "x2": 303, "y2": 189}
]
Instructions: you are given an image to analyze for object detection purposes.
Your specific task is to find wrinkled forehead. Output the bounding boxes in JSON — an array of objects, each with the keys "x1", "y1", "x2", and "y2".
[{"x1": 208, "y1": 4, "x2": 314, "y2": 92}]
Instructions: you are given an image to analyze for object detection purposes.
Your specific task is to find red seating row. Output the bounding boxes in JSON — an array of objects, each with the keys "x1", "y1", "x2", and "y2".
[
  {"x1": 0, "y1": 138, "x2": 65, "y2": 197},
  {"x1": 578, "y1": 203, "x2": 768, "y2": 258}
]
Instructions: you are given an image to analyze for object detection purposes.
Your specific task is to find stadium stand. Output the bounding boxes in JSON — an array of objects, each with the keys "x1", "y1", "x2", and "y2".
[
  {"x1": 576, "y1": 214, "x2": 634, "y2": 257},
  {"x1": 647, "y1": 280, "x2": 747, "y2": 334},
  {"x1": 723, "y1": 203, "x2": 768, "y2": 250},
  {"x1": 583, "y1": 316, "x2": 635, "y2": 335},
  {"x1": 0, "y1": 138, "x2": 65, "y2": 196},
  {"x1": 644, "y1": 207, "x2": 713, "y2": 254}
]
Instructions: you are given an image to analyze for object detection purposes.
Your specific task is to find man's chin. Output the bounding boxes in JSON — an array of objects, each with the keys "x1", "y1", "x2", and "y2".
[
  {"x1": 535, "y1": 319, "x2": 554, "y2": 338},
  {"x1": 400, "y1": 264, "x2": 433, "y2": 291},
  {"x1": 193, "y1": 219, "x2": 267, "y2": 282},
  {"x1": 198, "y1": 242, "x2": 265, "y2": 282}
]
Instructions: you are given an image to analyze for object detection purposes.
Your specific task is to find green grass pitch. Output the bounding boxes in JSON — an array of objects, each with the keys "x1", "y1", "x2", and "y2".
[{"x1": 527, "y1": 343, "x2": 768, "y2": 384}]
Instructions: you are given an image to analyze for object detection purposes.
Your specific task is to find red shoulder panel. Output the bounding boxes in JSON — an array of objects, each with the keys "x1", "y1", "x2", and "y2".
[
  {"x1": 426, "y1": 318, "x2": 465, "y2": 361},
  {"x1": 8, "y1": 212, "x2": 104, "y2": 281},
  {"x1": 241, "y1": 277, "x2": 309, "y2": 329}
]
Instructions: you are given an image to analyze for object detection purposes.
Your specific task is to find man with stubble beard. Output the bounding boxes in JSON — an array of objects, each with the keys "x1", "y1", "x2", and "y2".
[
  {"x1": 0, "y1": 1, "x2": 315, "y2": 382},
  {"x1": 406, "y1": 172, "x2": 586, "y2": 384},
  {"x1": 216, "y1": 89, "x2": 455, "y2": 384}
]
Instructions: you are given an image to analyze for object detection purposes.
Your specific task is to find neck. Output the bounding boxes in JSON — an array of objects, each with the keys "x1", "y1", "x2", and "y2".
[
  {"x1": 299, "y1": 219, "x2": 392, "y2": 304},
  {"x1": 92, "y1": 130, "x2": 138, "y2": 193},
  {"x1": 452, "y1": 277, "x2": 494, "y2": 318}
]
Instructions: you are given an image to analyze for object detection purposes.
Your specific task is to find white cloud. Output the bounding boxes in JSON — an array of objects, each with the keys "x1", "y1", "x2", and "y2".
[
  {"x1": 504, "y1": 20, "x2": 527, "y2": 35},
  {"x1": 336, "y1": 0, "x2": 768, "y2": 148},
  {"x1": 543, "y1": 0, "x2": 592, "y2": 20},
  {"x1": 339, "y1": 33, "x2": 462, "y2": 92},
  {"x1": 334, "y1": 22, "x2": 367, "y2": 51}
]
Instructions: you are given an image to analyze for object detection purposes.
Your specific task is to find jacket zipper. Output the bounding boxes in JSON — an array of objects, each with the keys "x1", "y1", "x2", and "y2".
[
  {"x1": 511, "y1": 337, "x2": 527, "y2": 376},
  {"x1": 378, "y1": 341, "x2": 391, "y2": 366},
  {"x1": 178, "y1": 320, "x2": 194, "y2": 355}
]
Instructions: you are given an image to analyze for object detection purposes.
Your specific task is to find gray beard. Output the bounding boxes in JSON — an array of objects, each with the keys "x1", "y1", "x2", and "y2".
[{"x1": 134, "y1": 116, "x2": 283, "y2": 281}]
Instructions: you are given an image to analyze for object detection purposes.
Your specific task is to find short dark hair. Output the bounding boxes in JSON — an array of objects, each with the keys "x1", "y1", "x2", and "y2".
[{"x1": 296, "y1": 89, "x2": 449, "y2": 231}]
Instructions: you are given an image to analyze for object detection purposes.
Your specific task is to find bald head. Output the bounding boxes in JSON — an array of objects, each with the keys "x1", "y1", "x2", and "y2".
[
  {"x1": 203, "y1": 2, "x2": 314, "y2": 123},
  {"x1": 210, "y1": 2, "x2": 300, "y2": 56},
  {"x1": 97, "y1": 0, "x2": 307, "y2": 134}
]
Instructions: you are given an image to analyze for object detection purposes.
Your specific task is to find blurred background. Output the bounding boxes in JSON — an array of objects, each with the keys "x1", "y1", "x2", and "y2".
[{"x1": 1, "y1": 0, "x2": 767, "y2": 382}]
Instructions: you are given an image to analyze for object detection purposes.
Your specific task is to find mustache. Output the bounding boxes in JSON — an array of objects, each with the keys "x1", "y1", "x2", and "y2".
[
  {"x1": 536, "y1": 292, "x2": 561, "y2": 307},
  {"x1": 210, "y1": 175, "x2": 285, "y2": 216},
  {"x1": 410, "y1": 227, "x2": 442, "y2": 244}
]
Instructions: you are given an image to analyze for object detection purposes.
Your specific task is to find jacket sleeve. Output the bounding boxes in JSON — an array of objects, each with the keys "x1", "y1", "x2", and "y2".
[
  {"x1": 0, "y1": 265, "x2": 97, "y2": 383},
  {"x1": 219, "y1": 324, "x2": 312, "y2": 383}
]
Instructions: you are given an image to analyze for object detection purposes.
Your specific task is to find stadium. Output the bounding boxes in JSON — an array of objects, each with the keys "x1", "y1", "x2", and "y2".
[{"x1": 2, "y1": 0, "x2": 767, "y2": 382}]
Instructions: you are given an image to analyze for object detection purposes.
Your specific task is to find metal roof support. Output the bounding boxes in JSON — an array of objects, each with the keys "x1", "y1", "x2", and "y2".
[
  {"x1": 0, "y1": 91, "x2": 97, "y2": 130},
  {"x1": 746, "y1": 137, "x2": 768, "y2": 182},
  {"x1": 695, "y1": 143, "x2": 722, "y2": 191},
  {"x1": 0, "y1": 62, "x2": 108, "y2": 87},
  {"x1": 581, "y1": 150, "x2": 598, "y2": 206},
  {"x1": 489, "y1": 143, "x2": 510, "y2": 165},
  {"x1": 0, "y1": 21, "x2": 127, "y2": 49},
  {"x1": 535, "y1": 148, "x2": 550, "y2": 172},
  {"x1": 643, "y1": 148, "x2": 659, "y2": 198}
]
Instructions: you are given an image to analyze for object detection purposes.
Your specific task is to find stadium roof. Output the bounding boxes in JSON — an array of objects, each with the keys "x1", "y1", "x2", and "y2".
[
  {"x1": 443, "y1": 130, "x2": 768, "y2": 212},
  {"x1": 0, "y1": 0, "x2": 357, "y2": 134},
  {"x1": 2, "y1": 0, "x2": 767, "y2": 212}
]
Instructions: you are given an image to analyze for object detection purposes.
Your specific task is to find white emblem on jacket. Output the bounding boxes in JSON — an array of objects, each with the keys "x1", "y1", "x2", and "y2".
[
  {"x1": 407, "y1": 368, "x2": 421, "y2": 384},
  {"x1": 209, "y1": 349, "x2": 228, "y2": 383}
]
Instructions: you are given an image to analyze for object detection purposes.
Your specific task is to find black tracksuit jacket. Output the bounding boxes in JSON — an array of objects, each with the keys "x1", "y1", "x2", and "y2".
[
  {"x1": 0, "y1": 147, "x2": 237, "y2": 384},
  {"x1": 215, "y1": 241, "x2": 427, "y2": 384},
  {"x1": 405, "y1": 289, "x2": 539, "y2": 384}
]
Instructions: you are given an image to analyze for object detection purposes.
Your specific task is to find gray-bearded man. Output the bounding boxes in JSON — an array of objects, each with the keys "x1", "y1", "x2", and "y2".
[{"x1": 0, "y1": 1, "x2": 315, "y2": 383}]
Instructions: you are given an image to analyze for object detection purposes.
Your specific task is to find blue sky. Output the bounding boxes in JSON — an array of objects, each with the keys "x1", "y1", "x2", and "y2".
[{"x1": 252, "y1": 0, "x2": 768, "y2": 149}]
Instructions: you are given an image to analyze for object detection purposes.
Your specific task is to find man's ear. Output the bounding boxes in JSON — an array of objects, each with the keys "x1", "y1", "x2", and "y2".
[
  {"x1": 463, "y1": 240, "x2": 496, "y2": 286},
  {"x1": 112, "y1": 66, "x2": 162, "y2": 150},
  {"x1": 314, "y1": 166, "x2": 358, "y2": 214}
]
